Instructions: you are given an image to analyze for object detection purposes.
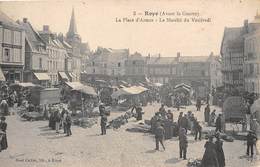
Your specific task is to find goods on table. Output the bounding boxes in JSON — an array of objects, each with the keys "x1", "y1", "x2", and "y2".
[
  {"x1": 187, "y1": 159, "x2": 202, "y2": 167},
  {"x1": 204, "y1": 132, "x2": 234, "y2": 142},
  {"x1": 126, "y1": 124, "x2": 150, "y2": 133},
  {"x1": 73, "y1": 117, "x2": 98, "y2": 128},
  {"x1": 107, "y1": 111, "x2": 134, "y2": 129},
  {"x1": 20, "y1": 111, "x2": 44, "y2": 121}
]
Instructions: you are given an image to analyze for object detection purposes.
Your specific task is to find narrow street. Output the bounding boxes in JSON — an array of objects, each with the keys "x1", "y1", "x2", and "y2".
[{"x1": 1, "y1": 103, "x2": 259, "y2": 167}]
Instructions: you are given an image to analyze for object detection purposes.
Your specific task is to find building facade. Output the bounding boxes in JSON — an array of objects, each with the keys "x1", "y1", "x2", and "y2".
[
  {"x1": 124, "y1": 52, "x2": 146, "y2": 83},
  {"x1": 39, "y1": 25, "x2": 66, "y2": 86},
  {"x1": 0, "y1": 11, "x2": 25, "y2": 82},
  {"x1": 65, "y1": 8, "x2": 91, "y2": 81},
  {"x1": 84, "y1": 47, "x2": 129, "y2": 81},
  {"x1": 221, "y1": 13, "x2": 260, "y2": 93},
  {"x1": 145, "y1": 54, "x2": 177, "y2": 84},
  {"x1": 244, "y1": 14, "x2": 260, "y2": 95},
  {"x1": 18, "y1": 18, "x2": 49, "y2": 87},
  {"x1": 172, "y1": 53, "x2": 222, "y2": 98}
]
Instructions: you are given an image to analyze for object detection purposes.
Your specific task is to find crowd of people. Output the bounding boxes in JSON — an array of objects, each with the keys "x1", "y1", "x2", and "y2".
[
  {"x1": 48, "y1": 106, "x2": 72, "y2": 136},
  {"x1": 148, "y1": 101, "x2": 259, "y2": 166},
  {"x1": 0, "y1": 80, "x2": 259, "y2": 167}
]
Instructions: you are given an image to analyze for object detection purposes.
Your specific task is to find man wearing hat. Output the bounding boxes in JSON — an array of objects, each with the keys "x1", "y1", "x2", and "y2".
[
  {"x1": 155, "y1": 122, "x2": 165, "y2": 151},
  {"x1": 215, "y1": 114, "x2": 222, "y2": 132},
  {"x1": 179, "y1": 127, "x2": 188, "y2": 159},
  {"x1": 246, "y1": 130, "x2": 258, "y2": 157}
]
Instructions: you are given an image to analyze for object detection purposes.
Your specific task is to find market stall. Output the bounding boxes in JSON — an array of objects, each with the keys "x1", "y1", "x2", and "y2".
[
  {"x1": 64, "y1": 82, "x2": 98, "y2": 115},
  {"x1": 223, "y1": 96, "x2": 247, "y2": 122},
  {"x1": 111, "y1": 86, "x2": 149, "y2": 110}
]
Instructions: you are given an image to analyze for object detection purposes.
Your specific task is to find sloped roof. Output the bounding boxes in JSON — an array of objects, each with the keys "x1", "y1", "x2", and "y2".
[
  {"x1": 0, "y1": 10, "x2": 22, "y2": 29},
  {"x1": 220, "y1": 27, "x2": 245, "y2": 55},
  {"x1": 52, "y1": 39, "x2": 65, "y2": 49},
  {"x1": 61, "y1": 40, "x2": 72, "y2": 49},
  {"x1": 19, "y1": 21, "x2": 46, "y2": 52}
]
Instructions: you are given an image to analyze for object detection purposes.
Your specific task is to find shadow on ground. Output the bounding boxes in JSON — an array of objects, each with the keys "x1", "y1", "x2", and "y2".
[
  {"x1": 145, "y1": 149, "x2": 157, "y2": 153},
  {"x1": 165, "y1": 157, "x2": 182, "y2": 164}
]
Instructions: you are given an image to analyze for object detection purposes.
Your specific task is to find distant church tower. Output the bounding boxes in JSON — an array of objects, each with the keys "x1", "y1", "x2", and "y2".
[{"x1": 66, "y1": 8, "x2": 81, "y2": 57}]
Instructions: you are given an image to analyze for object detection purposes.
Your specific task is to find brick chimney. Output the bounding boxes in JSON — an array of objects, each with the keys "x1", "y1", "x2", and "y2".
[
  {"x1": 23, "y1": 18, "x2": 28, "y2": 23},
  {"x1": 244, "y1": 20, "x2": 248, "y2": 33},
  {"x1": 43, "y1": 25, "x2": 50, "y2": 32},
  {"x1": 176, "y1": 52, "x2": 181, "y2": 62}
]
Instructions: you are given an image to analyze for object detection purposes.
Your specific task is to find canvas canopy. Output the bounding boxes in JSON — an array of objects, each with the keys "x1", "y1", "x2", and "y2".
[
  {"x1": 111, "y1": 86, "x2": 148, "y2": 98},
  {"x1": 16, "y1": 82, "x2": 36, "y2": 87},
  {"x1": 33, "y1": 73, "x2": 50, "y2": 81},
  {"x1": 72, "y1": 85, "x2": 97, "y2": 96},
  {"x1": 58, "y1": 72, "x2": 69, "y2": 80},
  {"x1": 65, "y1": 82, "x2": 97, "y2": 96},
  {"x1": 65, "y1": 82, "x2": 84, "y2": 89}
]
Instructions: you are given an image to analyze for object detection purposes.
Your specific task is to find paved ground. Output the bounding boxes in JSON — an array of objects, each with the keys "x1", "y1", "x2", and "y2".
[{"x1": 1, "y1": 103, "x2": 260, "y2": 167}]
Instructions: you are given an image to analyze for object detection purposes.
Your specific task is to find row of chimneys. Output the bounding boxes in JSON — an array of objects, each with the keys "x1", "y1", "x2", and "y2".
[{"x1": 23, "y1": 17, "x2": 50, "y2": 32}]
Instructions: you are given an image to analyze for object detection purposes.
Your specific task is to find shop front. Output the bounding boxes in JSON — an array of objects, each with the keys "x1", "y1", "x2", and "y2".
[{"x1": 1, "y1": 64, "x2": 23, "y2": 83}]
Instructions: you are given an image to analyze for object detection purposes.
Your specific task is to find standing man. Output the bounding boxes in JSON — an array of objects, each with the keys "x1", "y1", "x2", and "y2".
[
  {"x1": 167, "y1": 110, "x2": 173, "y2": 122},
  {"x1": 155, "y1": 123, "x2": 165, "y2": 151},
  {"x1": 65, "y1": 112, "x2": 72, "y2": 136},
  {"x1": 194, "y1": 119, "x2": 202, "y2": 140},
  {"x1": 215, "y1": 114, "x2": 222, "y2": 132},
  {"x1": 179, "y1": 128, "x2": 188, "y2": 160},
  {"x1": 209, "y1": 110, "x2": 216, "y2": 126},
  {"x1": 63, "y1": 110, "x2": 68, "y2": 134},
  {"x1": 246, "y1": 130, "x2": 258, "y2": 157},
  {"x1": 204, "y1": 104, "x2": 210, "y2": 124},
  {"x1": 179, "y1": 114, "x2": 189, "y2": 132},
  {"x1": 159, "y1": 104, "x2": 166, "y2": 113},
  {"x1": 196, "y1": 97, "x2": 201, "y2": 111},
  {"x1": 100, "y1": 110, "x2": 108, "y2": 135},
  {"x1": 54, "y1": 110, "x2": 61, "y2": 133}
]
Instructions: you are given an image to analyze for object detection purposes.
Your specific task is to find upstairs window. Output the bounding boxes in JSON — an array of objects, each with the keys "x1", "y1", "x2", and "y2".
[{"x1": 4, "y1": 48, "x2": 10, "y2": 62}]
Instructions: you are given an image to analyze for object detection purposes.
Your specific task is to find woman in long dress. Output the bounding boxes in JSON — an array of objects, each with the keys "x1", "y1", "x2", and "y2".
[
  {"x1": 215, "y1": 133, "x2": 225, "y2": 167},
  {"x1": 201, "y1": 136, "x2": 219, "y2": 167},
  {"x1": 0, "y1": 116, "x2": 8, "y2": 151}
]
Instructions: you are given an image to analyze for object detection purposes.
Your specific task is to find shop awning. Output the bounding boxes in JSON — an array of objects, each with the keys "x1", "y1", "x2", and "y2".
[
  {"x1": 65, "y1": 82, "x2": 84, "y2": 89},
  {"x1": 111, "y1": 86, "x2": 148, "y2": 99},
  {"x1": 33, "y1": 73, "x2": 50, "y2": 81},
  {"x1": 72, "y1": 85, "x2": 97, "y2": 96},
  {"x1": 17, "y1": 82, "x2": 36, "y2": 87},
  {"x1": 58, "y1": 72, "x2": 69, "y2": 80},
  {"x1": 0, "y1": 68, "x2": 5, "y2": 81}
]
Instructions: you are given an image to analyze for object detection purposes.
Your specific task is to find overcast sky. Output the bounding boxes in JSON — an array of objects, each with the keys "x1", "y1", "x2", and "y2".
[{"x1": 0, "y1": 0, "x2": 259, "y2": 57}]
